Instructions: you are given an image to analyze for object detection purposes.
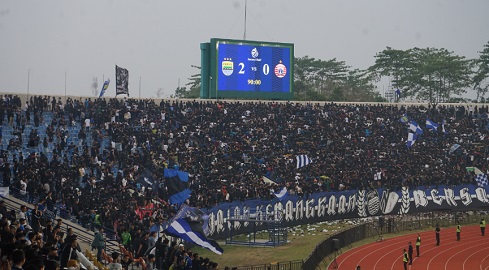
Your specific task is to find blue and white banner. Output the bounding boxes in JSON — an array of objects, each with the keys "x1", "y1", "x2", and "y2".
[
  {"x1": 0, "y1": 187, "x2": 9, "y2": 198},
  {"x1": 409, "y1": 120, "x2": 423, "y2": 135},
  {"x1": 204, "y1": 184, "x2": 489, "y2": 239},
  {"x1": 426, "y1": 119, "x2": 439, "y2": 132},
  {"x1": 296, "y1": 155, "x2": 312, "y2": 169},
  {"x1": 99, "y1": 79, "x2": 110, "y2": 98}
]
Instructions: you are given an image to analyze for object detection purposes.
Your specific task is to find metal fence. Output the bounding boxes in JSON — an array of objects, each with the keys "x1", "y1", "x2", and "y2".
[
  {"x1": 234, "y1": 260, "x2": 304, "y2": 270},
  {"x1": 302, "y1": 211, "x2": 489, "y2": 269},
  {"x1": 4, "y1": 187, "x2": 120, "y2": 254}
]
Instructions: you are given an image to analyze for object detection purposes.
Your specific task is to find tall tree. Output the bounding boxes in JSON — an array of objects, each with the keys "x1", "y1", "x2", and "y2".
[
  {"x1": 342, "y1": 69, "x2": 383, "y2": 102},
  {"x1": 369, "y1": 47, "x2": 415, "y2": 93},
  {"x1": 473, "y1": 41, "x2": 489, "y2": 101},
  {"x1": 294, "y1": 56, "x2": 376, "y2": 101},
  {"x1": 409, "y1": 48, "x2": 472, "y2": 106},
  {"x1": 294, "y1": 56, "x2": 318, "y2": 100},
  {"x1": 369, "y1": 47, "x2": 472, "y2": 106},
  {"x1": 174, "y1": 65, "x2": 201, "y2": 99}
]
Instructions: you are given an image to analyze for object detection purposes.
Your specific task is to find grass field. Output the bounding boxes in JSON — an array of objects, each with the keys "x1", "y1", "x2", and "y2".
[
  {"x1": 191, "y1": 218, "x2": 485, "y2": 269},
  {"x1": 191, "y1": 220, "x2": 358, "y2": 268}
]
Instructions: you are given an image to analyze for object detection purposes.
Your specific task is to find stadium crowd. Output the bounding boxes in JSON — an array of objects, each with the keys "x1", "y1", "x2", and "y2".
[{"x1": 0, "y1": 93, "x2": 488, "y2": 270}]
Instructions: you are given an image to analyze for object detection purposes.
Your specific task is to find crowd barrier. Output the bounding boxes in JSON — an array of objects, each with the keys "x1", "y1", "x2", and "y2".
[
  {"x1": 302, "y1": 211, "x2": 488, "y2": 269},
  {"x1": 4, "y1": 187, "x2": 120, "y2": 255},
  {"x1": 234, "y1": 260, "x2": 304, "y2": 270}
]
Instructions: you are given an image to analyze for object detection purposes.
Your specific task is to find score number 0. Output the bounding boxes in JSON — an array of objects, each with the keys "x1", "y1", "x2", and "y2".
[{"x1": 238, "y1": 63, "x2": 270, "y2": 75}]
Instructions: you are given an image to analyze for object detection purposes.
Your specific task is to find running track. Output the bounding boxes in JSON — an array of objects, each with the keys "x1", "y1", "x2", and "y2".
[{"x1": 328, "y1": 225, "x2": 488, "y2": 270}]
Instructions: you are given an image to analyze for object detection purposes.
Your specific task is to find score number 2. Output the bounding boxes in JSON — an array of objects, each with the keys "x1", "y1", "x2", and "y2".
[
  {"x1": 238, "y1": 63, "x2": 245, "y2": 74},
  {"x1": 238, "y1": 63, "x2": 270, "y2": 75}
]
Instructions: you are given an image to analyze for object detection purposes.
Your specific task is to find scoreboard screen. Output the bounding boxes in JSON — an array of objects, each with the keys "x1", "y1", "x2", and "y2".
[{"x1": 206, "y1": 39, "x2": 294, "y2": 99}]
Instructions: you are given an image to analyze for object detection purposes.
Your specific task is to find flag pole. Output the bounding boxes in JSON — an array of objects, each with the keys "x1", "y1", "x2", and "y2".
[
  {"x1": 64, "y1": 71, "x2": 67, "y2": 103},
  {"x1": 102, "y1": 74, "x2": 104, "y2": 99},
  {"x1": 139, "y1": 76, "x2": 142, "y2": 99},
  {"x1": 243, "y1": 0, "x2": 247, "y2": 40},
  {"x1": 27, "y1": 69, "x2": 30, "y2": 100},
  {"x1": 115, "y1": 64, "x2": 117, "y2": 98}
]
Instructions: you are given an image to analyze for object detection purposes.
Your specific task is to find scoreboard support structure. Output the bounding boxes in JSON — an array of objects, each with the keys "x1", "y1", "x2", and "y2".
[{"x1": 201, "y1": 38, "x2": 294, "y2": 100}]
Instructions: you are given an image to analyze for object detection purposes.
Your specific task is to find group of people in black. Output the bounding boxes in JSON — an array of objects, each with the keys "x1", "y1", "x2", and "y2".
[
  {"x1": 0, "y1": 94, "x2": 489, "y2": 269},
  {"x1": 0, "y1": 201, "x2": 85, "y2": 270}
]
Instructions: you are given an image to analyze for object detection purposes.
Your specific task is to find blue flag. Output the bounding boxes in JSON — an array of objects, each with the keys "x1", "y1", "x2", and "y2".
[
  {"x1": 400, "y1": 114, "x2": 409, "y2": 124},
  {"x1": 426, "y1": 119, "x2": 439, "y2": 132},
  {"x1": 395, "y1": 88, "x2": 401, "y2": 99},
  {"x1": 409, "y1": 120, "x2": 423, "y2": 135},
  {"x1": 296, "y1": 155, "x2": 312, "y2": 169},
  {"x1": 476, "y1": 174, "x2": 489, "y2": 187},
  {"x1": 99, "y1": 79, "x2": 110, "y2": 98},
  {"x1": 274, "y1": 187, "x2": 288, "y2": 201},
  {"x1": 172, "y1": 205, "x2": 210, "y2": 236},
  {"x1": 164, "y1": 168, "x2": 191, "y2": 205},
  {"x1": 442, "y1": 119, "x2": 448, "y2": 134},
  {"x1": 407, "y1": 132, "x2": 417, "y2": 148},
  {"x1": 163, "y1": 217, "x2": 223, "y2": 255}
]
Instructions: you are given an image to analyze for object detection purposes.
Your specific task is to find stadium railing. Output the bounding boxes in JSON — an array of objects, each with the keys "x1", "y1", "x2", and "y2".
[
  {"x1": 234, "y1": 260, "x2": 304, "y2": 270},
  {"x1": 302, "y1": 212, "x2": 488, "y2": 269},
  {"x1": 5, "y1": 187, "x2": 120, "y2": 255}
]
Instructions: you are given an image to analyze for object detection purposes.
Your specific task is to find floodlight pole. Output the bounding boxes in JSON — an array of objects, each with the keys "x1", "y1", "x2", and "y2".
[
  {"x1": 64, "y1": 71, "x2": 67, "y2": 102},
  {"x1": 27, "y1": 69, "x2": 30, "y2": 100},
  {"x1": 211, "y1": 76, "x2": 215, "y2": 100},
  {"x1": 243, "y1": 0, "x2": 247, "y2": 40}
]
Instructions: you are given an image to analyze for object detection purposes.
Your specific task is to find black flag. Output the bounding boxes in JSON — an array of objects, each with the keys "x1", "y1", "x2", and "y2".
[{"x1": 115, "y1": 65, "x2": 129, "y2": 96}]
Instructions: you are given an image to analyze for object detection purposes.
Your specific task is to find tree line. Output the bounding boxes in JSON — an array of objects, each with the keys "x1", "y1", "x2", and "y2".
[{"x1": 174, "y1": 41, "x2": 489, "y2": 104}]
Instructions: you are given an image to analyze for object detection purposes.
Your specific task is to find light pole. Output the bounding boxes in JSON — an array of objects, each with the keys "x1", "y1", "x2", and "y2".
[
  {"x1": 210, "y1": 76, "x2": 216, "y2": 100},
  {"x1": 27, "y1": 69, "x2": 30, "y2": 100},
  {"x1": 64, "y1": 71, "x2": 67, "y2": 103}
]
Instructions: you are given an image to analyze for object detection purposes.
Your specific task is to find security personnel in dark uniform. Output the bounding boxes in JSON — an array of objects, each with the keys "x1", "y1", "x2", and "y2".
[
  {"x1": 416, "y1": 233, "x2": 421, "y2": 257},
  {"x1": 435, "y1": 224, "x2": 441, "y2": 246},
  {"x1": 408, "y1": 242, "x2": 414, "y2": 265},
  {"x1": 456, "y1": 222, "x2": 461, "y2": 241},
  {"x1": 481, "y1": 218, "x2": 486, "y2": 236},
  {"x1": 402, "y1": 248, "x2": 409, "y2": 270}
]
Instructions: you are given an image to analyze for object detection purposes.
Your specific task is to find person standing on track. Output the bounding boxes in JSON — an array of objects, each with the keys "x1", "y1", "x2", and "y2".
[
  {"x1": 408, "y1": 242, "x2": 414, "y2": 265},
  {"x1": 402, "y1": 248, "x2": 409, "y2": 270},
  {"x1": 481, "y1": 218, "x2": 486, "y2": 236},
  {"x1": 415, "y1": 233, "x2": 421, "y2": 257},
  {"x1": 456, "y1": 222, "x2": 461, "y2": 241},
  {"x1": 435, "y1": 224, "x2": 441, "y2": 246}
]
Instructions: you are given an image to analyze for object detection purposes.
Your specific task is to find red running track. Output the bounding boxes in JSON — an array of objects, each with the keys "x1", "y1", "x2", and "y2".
[{"x1": 328, "y1": 225, "x2": 488, "y2": 270}]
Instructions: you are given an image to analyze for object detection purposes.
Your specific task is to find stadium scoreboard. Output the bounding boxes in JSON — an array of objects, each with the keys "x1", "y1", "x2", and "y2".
[{"x1": 200, "y1": 38, "x2": 294, "y2": 100}]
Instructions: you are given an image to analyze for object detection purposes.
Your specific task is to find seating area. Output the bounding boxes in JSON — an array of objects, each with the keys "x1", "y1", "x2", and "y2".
[
  {"x1": 1, "y1": 111, "x2": 113, "y2": 164},
  {"x1": 0, "y1": 93, "x2": 488, "y2": 270}
]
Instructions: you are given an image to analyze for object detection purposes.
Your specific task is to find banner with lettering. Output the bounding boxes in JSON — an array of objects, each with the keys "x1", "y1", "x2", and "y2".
[{"x1": 204, "y1": 185, "x2": 489, "y2": 239}]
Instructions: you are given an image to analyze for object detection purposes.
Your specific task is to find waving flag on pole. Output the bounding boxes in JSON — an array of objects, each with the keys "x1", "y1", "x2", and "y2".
[
  {"x1": 262, "y1": 176, "x2": 276, "y2": 185},
  {"x1": 116, "y1": 65, "x2": 129, "y2": 96},
  {"x1": 449, "y1": 144, "x2": 461, "y2": 154},
  {"x1": 274, "y1": 187, "x2": 288, "y2": 201},
  {"x1": 475, "y1": 174, "x2": 488, "y2": 187},
  {"x1": 163, "y1": 216, "x2": 223, "y2": 255},
  {"x1": 442, "y1": 119, "x2": 448, "y2": 134},
  {"x1": 395, "y1": 88, "x2": 402, "y2": 99},
  {"x1": 399, "y1": 114, "x2": 409, "y2": 124},
  {"x1": 426, "y1": 119, "x2": 439, "y2": 132},
  {"x1": 406, "y1": 133, "x2": 417, "y2": 148},
  {"x1": 164, "y1": 168, "x2": 191, "y2": 205},
  {"x1": 171, "y1": 205, "x2": 210, "y2": 236},
  {"x1": 296, "y1": 155, "x2": 312, "y2": 169},
  {"x1": 99, "y1": 79, "x2": 110, "y2": 98},
  {"x1": 409, "y1": 120, "x2": 423, "y2": 135}
]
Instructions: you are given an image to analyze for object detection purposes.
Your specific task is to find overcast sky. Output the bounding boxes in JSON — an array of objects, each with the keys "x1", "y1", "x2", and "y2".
[{"x1": 1, "y1": 0, "x2": 488, "y2": 99}]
